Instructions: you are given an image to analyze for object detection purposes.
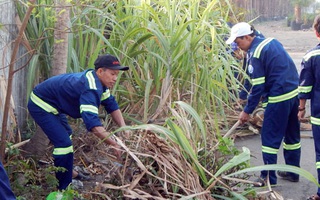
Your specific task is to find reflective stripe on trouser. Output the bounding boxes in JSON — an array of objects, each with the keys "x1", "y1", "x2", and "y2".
[
  {"x1": 260, "y1": 97, "x2": 301, "y2": 184},
  {"x1": 312, "y1": 125, "x2": 320, "y2": 196},
  {"x1": 27, "y1": 99, "x2": 73, "y2": 190}
]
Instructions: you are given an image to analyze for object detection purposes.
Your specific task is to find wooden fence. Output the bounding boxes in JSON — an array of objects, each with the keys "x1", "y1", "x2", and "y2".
[{"x1": 231, "y1": 0, "x2": 293, "y2": 21}]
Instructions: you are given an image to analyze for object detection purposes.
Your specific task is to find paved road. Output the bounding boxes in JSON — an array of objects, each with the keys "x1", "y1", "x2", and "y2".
[
  {"x1": 235, "y1": 131, "x2": 315, "y2": 200},
  {"x1": 234, "y1": 20, "x2": 318, "y2": 200}
]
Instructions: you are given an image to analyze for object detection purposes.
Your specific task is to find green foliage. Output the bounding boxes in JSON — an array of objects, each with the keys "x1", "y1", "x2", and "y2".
[
  {"x1": 6, "y1": 157, "x2": 70, "y2": 199},
  {"x1": 227, "y1": 164, "x2": 320, "y2": 187},
  {"x1": 46, "y1": 187, "x2": 81, "y2": 200},
  {"x1": 17, "y1": 0, "x2": 242, "y2": 123},
  {"x1": 6, "y1": 142, "x2": 20, "y2": 156}
]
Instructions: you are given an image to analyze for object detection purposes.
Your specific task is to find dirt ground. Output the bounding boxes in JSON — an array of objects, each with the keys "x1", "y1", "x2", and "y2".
[{"x1": 254, "y1": 19, "x2": 318, "y2": 53}]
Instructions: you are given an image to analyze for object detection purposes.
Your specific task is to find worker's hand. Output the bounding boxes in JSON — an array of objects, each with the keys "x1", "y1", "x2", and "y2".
[
  {"x1": 110, "y1": 143, "x2": 122, "y2": 160},
  {"x1": 234, "y1": 49, "x2": 244, "y2": 60},
  {"x1": 297, "y1": 110, "x2": 306, "y2": 121},
  {"x1": 239, "y1": 111, "x2": 250, "y2": 124}
]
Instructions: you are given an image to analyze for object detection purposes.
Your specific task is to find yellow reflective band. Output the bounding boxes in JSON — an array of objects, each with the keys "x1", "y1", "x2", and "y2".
[
  {"x1": 298, "y1": 85, "x2": 312, "y2": 93},
  {"x1": 262, "y1": 102, "x2": 268, "y2": 108},
  {"x1": 262, "y1": 146, "x2": 278, "y2": 154},
  {"x1": 311, "y1": 116, "x2": 320, "y2": 125},
  {"x1": 80, "y1": 104, "x2": 99, "y2": 114},
  {"x1": 252, "y1": 77, "x2": 265, "y2": 86},
  {"x1": 316, "y1": 162, "x2": 320, "y2": 169},
  {"x1": 101, "y1": 89, "x2": 111, "y2": 101},
  {"x1": 253, "y1": 38, "x2": 274, "y2": 58},
  {"x1": 53, "y1": 146, "x2": 73, "y2": 155},
  {"x1": 30, "y1": 92, "x2": 59, "y2": 115},
  {"x1": 268, "y1": 88, "x2": 298, "y2": 103},
  {"x1": 86, "y1": 71, "x2": 97, "y2": 90},
  {"x1": 283, "y1": 142, "x2": 301, "y2": 150},
  {"x1": 303, "y1": 50, "x2": 320, "y2": 62}
]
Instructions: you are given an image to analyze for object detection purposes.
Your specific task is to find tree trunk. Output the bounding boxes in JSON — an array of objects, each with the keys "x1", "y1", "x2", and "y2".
[
  {"x1": 51, "y1": 0, "x2": 70, "y2": 75},
  {"x1": 23, "y1": 0, "x2": 70, "y2": 159},
  {"x1": 294, "y1": 4, "x2": 302, "y2": 23}
]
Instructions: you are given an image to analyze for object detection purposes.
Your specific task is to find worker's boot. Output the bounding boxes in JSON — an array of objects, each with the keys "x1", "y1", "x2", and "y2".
[{"x1": 276, "y1": 170, "x2": 299, "y2": 182}]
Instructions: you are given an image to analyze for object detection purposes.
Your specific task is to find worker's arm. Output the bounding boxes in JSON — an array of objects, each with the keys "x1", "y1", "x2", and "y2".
[
  {"x1": 91, "y1": 126, "x2": 121, "y2": 158},
  {"x1": 110, "y1": 109, "x2": 130, "y2": 138},
  {"x1": 298, "y1": 99, "x2": 307, "y2": 121},
  {"x1": 110, "y1": 109, "x2": 126, "y2": 127}
]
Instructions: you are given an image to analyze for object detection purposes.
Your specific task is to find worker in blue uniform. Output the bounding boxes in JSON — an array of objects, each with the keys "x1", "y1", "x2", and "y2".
[
  {"x1": 229, "y1": 28, "x2": 265, "y2": 107},
  {"x1": 0, "y1": 160, "x2": 16, "y2": 199},
  {"x1": 226, "y1": 22, "x2": 301, "y2": 186},
  {"x1": 239, "y1": 28, "x2": 265, "y2": 102},
  {"x1": 27, "y1": 54, "x2": 130, "y2": 190},
  {"x1": 298, "y1": 15, "x2": 320, "y2": 200}
]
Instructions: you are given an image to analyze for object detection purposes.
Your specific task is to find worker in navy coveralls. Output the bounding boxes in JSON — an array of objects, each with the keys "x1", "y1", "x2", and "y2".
[
  {"x1": 0, "y1": 160, "x2": 16, "y2": 199},
  {"x1": 298, "y1": 15, "x2": 320, "y2": 200},
  {"x1": 226, "y1": 22, "x2": 301, "y2": 186},
  {"x1": 27, "y1": 54, "x2": 129, "y2": 190},
  {"x1": 229, "y1": 28, "x2": 265, "y2": 106}
]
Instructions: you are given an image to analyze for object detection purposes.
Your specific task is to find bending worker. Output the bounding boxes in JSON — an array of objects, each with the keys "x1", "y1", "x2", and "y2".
[
  {"x1": 226, "y1": 22, "x2": 301, "y2": 186},
  {"x1": 28, "y1": 54, "x2": 129, "y2": 190}
]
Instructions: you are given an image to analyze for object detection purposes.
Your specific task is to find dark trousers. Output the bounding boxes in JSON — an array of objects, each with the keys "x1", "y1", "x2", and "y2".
[
  {"x1": 260, "y1": 97, "x2": 301, "y2": 184},
  {"x1": 312, "y1": 125, "x2": 320, "y2": 196},
  {"x1": 28, "y1": 100, "x2": 73, "y2": 190}
]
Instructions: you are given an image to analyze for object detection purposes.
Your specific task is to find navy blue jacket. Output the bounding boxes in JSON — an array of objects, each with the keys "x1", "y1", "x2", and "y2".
[
  {"x1": 244, "y1": 37, "x2": 299, "y2": 114},
  {"x1": 32, "y1": 69, "x2": 119, "y2": 131},
  {"x1": 299, "y1": 43, "x2": 320, "y2": 118}
]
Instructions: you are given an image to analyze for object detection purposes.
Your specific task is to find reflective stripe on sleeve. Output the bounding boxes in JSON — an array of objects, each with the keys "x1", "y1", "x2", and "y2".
[
  {"x1": 53, "y1": 146, "x2": 73, "y2": 156},
  {"x1": 252, "y1": 77, "x2": 265, "y2": 86},
  {"x1": 283, "y1": 142, "x2": 301, "y2": 150},
  {"x1": 268, "y1": 88, "x2": 298, "y2": 103},
  {"x1": 262, "y1": 146, "x2": 278, "y2": 154},
  {"x1": 316, "y1": 162, "x2": 320, "y2": 169},
  {"x1": 262, "y1": 102, "x2": 268, "y2": 108},
  {"x1": 298, "y1": 85, "x2": 312, "y2": 93},
  {"x1": 311, "y1": 116, "x2": 320, "y2": 125},
  {"x1": 80, "y1": 104, "x2": 99, "y2": 114},
  {"x1": 101, "y1": 89, "x2": 111, "y2": 101},
  {"x1": 30, "y1": 92, "x2": 59, "y2": 115}
]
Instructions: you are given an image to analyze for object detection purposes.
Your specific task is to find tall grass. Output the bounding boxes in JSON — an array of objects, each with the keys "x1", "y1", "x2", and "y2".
[{"x1": 17, "y1": 0, "x2": 239, "y2": 119}]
